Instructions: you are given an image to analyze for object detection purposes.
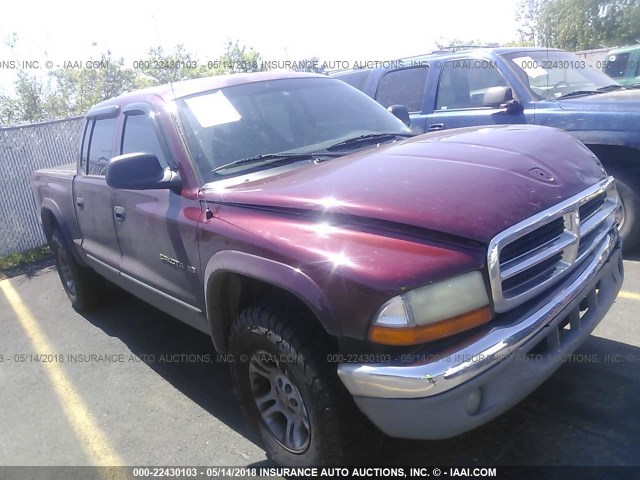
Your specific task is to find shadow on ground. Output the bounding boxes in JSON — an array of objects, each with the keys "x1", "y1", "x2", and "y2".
[
  {"x1": 10, "y1": 256, "x2": 637, "y2": 469},
  {"x1": 79, "y1": 286, "x2": 263, "y2": 453},
  {"x1": 74, "y1": 284, "x2": 640, "y2": 468},
  {"x1": 378, "y1": 334, "x2": 640, "y2": 467}
]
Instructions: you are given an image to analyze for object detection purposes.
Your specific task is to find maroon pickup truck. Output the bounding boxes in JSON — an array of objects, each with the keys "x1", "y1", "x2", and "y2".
[{"x1": 31, "y1": 72, "x2": 624, "y2": 466}]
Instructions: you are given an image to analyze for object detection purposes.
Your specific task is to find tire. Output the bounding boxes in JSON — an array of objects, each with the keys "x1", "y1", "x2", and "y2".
[
  {"x1": 228, "y1": 302, "x2": 380, "y2": 466},
  {"x1": 50, "y1": 228, "x2": 104, "y2": 312},
  {"x1": 607, "y1": 165, "x2": 640, "y2": 253}
]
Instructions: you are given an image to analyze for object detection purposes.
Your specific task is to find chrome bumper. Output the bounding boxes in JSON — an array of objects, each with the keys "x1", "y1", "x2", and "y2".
[{"x1": 337, "y1": 230, "x2": 621, "y2": 400}]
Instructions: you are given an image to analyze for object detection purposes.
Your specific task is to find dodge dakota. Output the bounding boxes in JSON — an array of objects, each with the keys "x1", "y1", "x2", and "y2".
[
  {"x1": 332, "y1": 47, "x2": 640, "y2": 251},
  {"x1": 31, "y1": 72, "x2": 624, "y2": 466}
]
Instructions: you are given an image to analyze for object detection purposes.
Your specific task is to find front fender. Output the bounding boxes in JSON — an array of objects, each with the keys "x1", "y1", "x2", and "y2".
[{"x1": 203, "y1": 250, "x2": 340, "y2": 352}]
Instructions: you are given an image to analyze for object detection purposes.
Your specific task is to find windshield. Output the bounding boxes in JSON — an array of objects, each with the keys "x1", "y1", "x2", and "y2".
[
  {"x1": 501, "y1": 50, "x2": 620, "y2": 100},
  {"x1": 176, "y1": 77, "x2": 411, "y2": 182}
]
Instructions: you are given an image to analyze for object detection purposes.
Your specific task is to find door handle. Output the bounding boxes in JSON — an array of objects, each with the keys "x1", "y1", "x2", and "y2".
[
  {"x1": 113, "y1": 206, "x2": 126, "y2": 222},
  {"x1": 75, "y1": 197, "x2": 84, "y2": 209},
  {"x1": 428, "y1": 123, "x2": 445, "y2": 132}
]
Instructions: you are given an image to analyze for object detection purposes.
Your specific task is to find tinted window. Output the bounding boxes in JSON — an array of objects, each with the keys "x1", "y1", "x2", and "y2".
[
  {"x1": 436, "y1": 60, "x2": 508, "y2": 110},
  {"x1": 375, "y1": 67, "x2": 428, "y2": 112},
  {"x1": 122, "y1": 113, "x2": 171, "y2": 168},
  {"x1": 604, "y1": 52, "x2": 630, "y2": 79},
  {"x1": 336, "y1": 70, "x2": 371, "y2": 91},
  {"x1": 87, "y1": 117, "x2": 117, "y2": 176}
]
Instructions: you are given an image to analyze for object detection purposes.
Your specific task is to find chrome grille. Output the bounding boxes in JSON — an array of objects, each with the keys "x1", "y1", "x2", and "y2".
[{"x1": 488, "y1": 177, "x2": 621, "y2": 313}]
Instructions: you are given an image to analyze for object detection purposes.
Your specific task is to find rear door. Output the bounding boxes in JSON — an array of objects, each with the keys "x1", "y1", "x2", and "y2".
[
  {"x1": 424, "y1": 58, "x2": 532, "y2": 131},
  {"x1": 73, "y1": 108, "x2": 121, "y2": 282}
]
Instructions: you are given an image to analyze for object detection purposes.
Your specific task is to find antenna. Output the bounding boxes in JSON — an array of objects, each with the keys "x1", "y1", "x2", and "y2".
[{"x1": 150, "y1": 15, "x2": 178, "y2": 101}]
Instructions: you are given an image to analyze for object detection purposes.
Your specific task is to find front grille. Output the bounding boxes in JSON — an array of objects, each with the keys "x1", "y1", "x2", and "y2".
[
  {"x1": 500, "y1": 217, "x2": 565, "y2": 263},
  {"x1": 488, "y1": 177, "x2": 620, "y2": 313}
]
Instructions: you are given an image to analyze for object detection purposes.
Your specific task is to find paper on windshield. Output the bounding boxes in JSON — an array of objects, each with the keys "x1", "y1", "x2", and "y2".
[{"x1": 185, "y1": 91, "x2": 242, "y2": 128}]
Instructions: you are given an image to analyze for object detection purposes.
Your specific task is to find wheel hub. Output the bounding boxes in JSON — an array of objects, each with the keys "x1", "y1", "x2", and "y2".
[{"x1": 248, "y1": 351, "x2": 311, "y2": 453}]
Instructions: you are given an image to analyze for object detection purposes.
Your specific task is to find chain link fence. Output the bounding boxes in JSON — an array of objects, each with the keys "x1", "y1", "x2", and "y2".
[{"x1": 0, "y1": 117, "x2": 84, "y2": 256}]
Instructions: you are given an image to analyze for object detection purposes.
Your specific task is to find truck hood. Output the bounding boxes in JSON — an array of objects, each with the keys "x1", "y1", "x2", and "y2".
[
  {"x1": 202, "y1": 125, "x2": 606, "y2": 244},
  {"x1": 558, "y1": 89, "x2": 640, "y2": 112}
]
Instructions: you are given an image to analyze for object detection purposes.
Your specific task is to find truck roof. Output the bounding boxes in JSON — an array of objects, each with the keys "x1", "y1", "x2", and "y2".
[
  {"x1": 330, "y1": 47, "x2": 563, "y2": 75},
  {"x1": 607, "y1": 44, "x2": 640, "y2": 55},
  {"x1": 86, "y1": 71, "x2": 326, "y2": 115}
]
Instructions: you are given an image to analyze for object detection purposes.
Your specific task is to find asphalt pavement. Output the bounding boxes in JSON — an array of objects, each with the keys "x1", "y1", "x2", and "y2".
[{"x1": 0, "y1": 257, "x2": 639, "y2": 469}]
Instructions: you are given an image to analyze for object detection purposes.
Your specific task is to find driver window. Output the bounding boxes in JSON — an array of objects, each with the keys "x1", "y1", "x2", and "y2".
[
  {"x1": 121, "y1": 113, "x2": 171, "y2": 168},
  {"x1": 436, "y1": 61, "x2": 508, "y2": 110}
]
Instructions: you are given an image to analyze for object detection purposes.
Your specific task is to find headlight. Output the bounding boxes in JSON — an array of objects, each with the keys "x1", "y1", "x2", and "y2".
[{"x1": 369, "y1": 271, "x2": 493, "y2": 345}]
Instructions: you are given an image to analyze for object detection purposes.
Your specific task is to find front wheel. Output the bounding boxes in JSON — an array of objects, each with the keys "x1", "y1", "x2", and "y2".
[
  {"x1": 607, "y1": 165, "x2": 640, "y2": 253},
  {"x1": 228, "y1": 303, "x2": 379, "y2": 466}
]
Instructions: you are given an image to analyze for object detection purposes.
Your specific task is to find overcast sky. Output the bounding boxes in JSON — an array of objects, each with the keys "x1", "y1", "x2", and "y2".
[{"x1": 0, "y1": 0, "x2": 521, "y2": 94}]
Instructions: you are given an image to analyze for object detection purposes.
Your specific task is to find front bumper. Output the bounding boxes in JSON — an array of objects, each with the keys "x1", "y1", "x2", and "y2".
[{"x1": 337, "y1": 232, "x2": 623, "y2": 439}]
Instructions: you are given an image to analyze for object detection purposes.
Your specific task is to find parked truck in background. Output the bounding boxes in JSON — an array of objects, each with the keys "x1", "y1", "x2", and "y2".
[
  {"x1": 332, "y1": 47, "x2": 640, "y2": 251},
  {"x1": 31, "y1": 72, "x2": 624, "y2": 466}
]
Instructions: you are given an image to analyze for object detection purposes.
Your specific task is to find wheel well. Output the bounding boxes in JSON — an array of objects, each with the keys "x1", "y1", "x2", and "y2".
[
  {"x1": 585, "y1": 144, "x2": 640, "y2": 173},
  {"x1": 206, "y1": 271, "x2": 337, "y2": 354},
  {"x1": 41, "y1": 209, "x2": 58, "y2": 243}
]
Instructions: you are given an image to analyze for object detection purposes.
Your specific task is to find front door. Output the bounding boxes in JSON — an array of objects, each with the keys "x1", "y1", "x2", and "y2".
[
  {"x1": 424, "y1": 59, "x2": 533, "y2": 132},
  {"x1": 111, "y1": 106, "x2": 204, "y2": 324}
]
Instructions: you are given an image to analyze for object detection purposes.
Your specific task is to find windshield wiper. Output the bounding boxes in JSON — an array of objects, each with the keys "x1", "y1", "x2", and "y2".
[
  {"x1": 597, "y1": 84, "x2": 625, "y2": 92},
  {"x1": 557, "y1": 90, "x2": 601, "y2": 99},
  {"x1": 211, "y1": 152, "x2": 341, "y2": 175},
  {"x1": 327, "y1": 133, "x2": 413, "y2": 151}
]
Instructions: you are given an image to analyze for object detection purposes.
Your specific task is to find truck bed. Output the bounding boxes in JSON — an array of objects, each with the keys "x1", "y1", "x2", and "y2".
[{"x1": 30, "y1": 164, "x2": 81, "y2": 257}]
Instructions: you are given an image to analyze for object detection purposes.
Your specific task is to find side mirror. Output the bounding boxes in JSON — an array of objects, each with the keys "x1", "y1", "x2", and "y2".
[
  {"x1": 483, "y1": 86, "x2": 522, "y2": 113},
  {"x1": 387, "y1": 104, "x2": 411, "y2": 127},
  {"x1": 106, "y1": 152, "x2": 181, "y2": 191}
]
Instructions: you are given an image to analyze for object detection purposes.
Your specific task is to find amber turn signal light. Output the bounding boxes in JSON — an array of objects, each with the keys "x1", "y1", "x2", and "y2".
[{"x1": 368, "y1": 306, "x2": 493, "y2": 346}]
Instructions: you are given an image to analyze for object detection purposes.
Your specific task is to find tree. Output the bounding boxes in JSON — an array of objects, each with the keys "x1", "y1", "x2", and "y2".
[
  {"x1": 289, "y1": 57, "x2": 326, "y2": 73},
  {"x1": 46, "y1": 52, "x2": 142, "y2": 117},
  {"x1": 0, "y1": 40, "x2": 267, "y2": 125},
  {"x1": 0, "y1": 94, "x2": 17, "y2": 124},
  {"x1": 516, "y1": 0, "x2": 544, "y2": 46},
  {"x1": 517, "y1": 0, "x2": 640, "y2": 50},
  {"x1": 216, "y1": 39, "x2": 265, "y2": 74},
  {"x1": 434, "y1": 38, "x2": 499, "y2": 50},
  {"x1": 11, "y1": 71, "x2": 48, "y2": 123},
  {"x1": 140, "y1": 44, "x2": 214, "y2": 84}
]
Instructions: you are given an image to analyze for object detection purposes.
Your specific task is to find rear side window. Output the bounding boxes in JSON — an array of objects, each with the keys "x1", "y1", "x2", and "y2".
[
  {"x1": 121, "y1": 113, "x2": 171, "y2": 168},
  {"x1": 374, "y1": 67, "x2": 428, "y2": 112},
  {"x1": 604, "y1": 53, "x2": 629, "y2": 79},
  {"x1": 87, "y1": 117, "x2": 117, "y2": 176},
  {"x1": 335, "y1": 70, "x2": 371, "y2": 91}
]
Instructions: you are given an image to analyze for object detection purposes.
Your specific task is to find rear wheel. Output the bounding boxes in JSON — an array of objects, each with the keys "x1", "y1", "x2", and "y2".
[
  {"x1": 228, "y1": 302, "x2": 380, "y2": 466},
  {"x1": 50, "y1": 229, "x2": 103, "y2": 312}
]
